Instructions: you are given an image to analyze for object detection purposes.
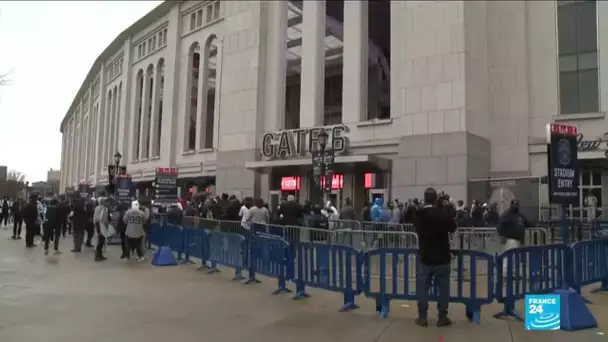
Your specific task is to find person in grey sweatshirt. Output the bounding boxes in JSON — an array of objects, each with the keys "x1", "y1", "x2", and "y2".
[{"x1": 122, "y1": 200, "x2": 150, "y2": 261}]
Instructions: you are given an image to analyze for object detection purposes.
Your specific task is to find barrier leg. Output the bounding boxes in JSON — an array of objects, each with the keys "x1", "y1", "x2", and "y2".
[
  {"x1": 292, "y1": 280, "x2": 310, "y2": 300},
  {"x1": 232, "y1": 265, "x2": 245, "y2": 281},
  {"x1": 272, "y1": 275, "x2": 292, "y2": 295},
  {"x1": 339, "y1": 291, "x2": 359, "y2": 312},
  {"x1": 493, "y1": 299, "x2": 523, "y2": 321},
  {"x1": 375, "y1": 294, "x2": 390, "y2": 319},
  {"x1": 465, "y1": 302, "x2": 482, "y2": 324},
  {"x1": 245, "y1": 266, "x2": 261, "y2": 285},
  {"x1": 207, "y1": 261, "x2": 220, "y2": 274}
]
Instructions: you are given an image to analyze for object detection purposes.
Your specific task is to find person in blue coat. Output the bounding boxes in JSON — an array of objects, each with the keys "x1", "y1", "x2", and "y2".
[{"x1": 371, "y1": 198, "x2": 383, "y2": 222}]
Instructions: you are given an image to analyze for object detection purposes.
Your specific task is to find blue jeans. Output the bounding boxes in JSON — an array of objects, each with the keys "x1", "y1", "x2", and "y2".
[{"x1": 417, "y1": 263, "x2": 451, "y2": 319}]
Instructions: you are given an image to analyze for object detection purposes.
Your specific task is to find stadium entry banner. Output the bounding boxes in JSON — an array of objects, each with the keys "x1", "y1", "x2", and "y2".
[
  {"x1": 547, "y1": 123, "x2": 580, "y2": 206},
  {"x1": 116, "y1": 174, "x2": 133, "y2": 206},
  {"x1": 154, "y1": 168, "x2": 179, "y2": 205}
]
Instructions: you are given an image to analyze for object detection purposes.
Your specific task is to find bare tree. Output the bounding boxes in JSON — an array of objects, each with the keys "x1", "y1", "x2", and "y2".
[
  {"x1": 0, "y1": 170, "x2": 26, "y2": 198},
  {"x1": 0, "y1": 72, "x2": 10, "y2": 86}
]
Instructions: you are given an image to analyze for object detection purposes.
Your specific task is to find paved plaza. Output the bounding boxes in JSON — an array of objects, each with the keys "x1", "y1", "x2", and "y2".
[{"x1": 0, "y1": 227, "x2": 606, "y2": 342}]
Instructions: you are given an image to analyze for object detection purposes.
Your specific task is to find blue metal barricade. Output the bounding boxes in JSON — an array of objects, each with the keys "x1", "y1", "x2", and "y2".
[
  {"x1": 182, "y1": 227, "x2": 210, "y2": 265},
  {"x1": 292, "y1": 243, "x2": 362, "y2": 312},
  {"x1": 572, "y1": 238, "x2": 608, "y2": 294},
  {"x1": 207, "y1": 232, "x2": 246, "y2": 280},
  {"x1": 164, "y1": 224, "x2": 185, "y2": 261},
  {"x1": 148, "y1": 222, "x2": 164, "y2": 247},
  {"x1": 362, "y1": 248, "x2": 494, "y2": 322},
  {"x1": 494, "y1": 244, "x2": 573, "y2": 320},
  {"x1": 246, "y1": 233, "x2": 293, "y2": 294}
]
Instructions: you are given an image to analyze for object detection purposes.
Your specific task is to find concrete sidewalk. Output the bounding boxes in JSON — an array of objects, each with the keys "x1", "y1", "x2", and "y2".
[{"x1": 0, "y1": 226, "x2": 606, "y2": 342}]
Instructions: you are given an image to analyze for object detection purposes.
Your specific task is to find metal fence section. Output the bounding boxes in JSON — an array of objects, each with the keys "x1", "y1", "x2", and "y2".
[
  {"x1": 328, "y1": 219, "x2": 361, "y2": 231},
  {"x1": 494, "y1": 244, "x2": 573, "y2": 320},
  {"x1": 571, "y1": 238, "x2": 608, "y2": 295},
  {"x1": 362, "y1": 248, "x2": 494, "y2": 322},
  {"x1": 335, "y1": 229, "x2": 419, "y2": 251},
  {"x1": 292, "y1": 243, "x2": 362, "y2": 311},
  {"x1": 246, "y1": 234, "x2": 293, "y2": 294},
  {"x1": 359, "y1": 221, "x2": 406, "y2": 232},
  {"x1": 207, "y1": 232, "x2": 246, "y2": 280}
]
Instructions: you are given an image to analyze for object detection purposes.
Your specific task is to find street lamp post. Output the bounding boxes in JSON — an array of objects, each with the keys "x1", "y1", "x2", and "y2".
[
  {"x1": 107, "y1": 151, "x2": 122, "y2": 196},
  {"x1": 317, "y1": 129, "x2": 329, "y2": 205}
]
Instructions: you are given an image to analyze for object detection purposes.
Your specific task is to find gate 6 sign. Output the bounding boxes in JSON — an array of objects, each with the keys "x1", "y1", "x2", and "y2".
[
  {"x1": 546, "y1": 123, "x2": 579, "y2": 205},
  {"x1": 261, "y1": 125, "x2": 350, "y2": 159}
]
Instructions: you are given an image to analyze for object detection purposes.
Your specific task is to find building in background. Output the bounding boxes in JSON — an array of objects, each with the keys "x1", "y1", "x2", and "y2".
[
  {"x1": 47, "y1": 169, "x2": 61, "y2": 183},
  {"x1": 59, "y1": 0, "x2": 606, "y2": 217},
  {"x1": 0, "y1": 166, "x2": 7, "y2": 181}
]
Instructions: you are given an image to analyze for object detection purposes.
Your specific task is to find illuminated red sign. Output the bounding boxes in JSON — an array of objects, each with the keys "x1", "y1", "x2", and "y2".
[
  {"x1": 321, "y1": 174, "x2": 344, "y2": 190},
  {"x1": 155, "y1": 167, "x2": 179, "y2": 174},
  {"x1": 550, "y1": 124, "x2": 577, "y2": 137},
  {"x1": 281, "y1": 177, "x2": 301, "y2": 191},
  {"x1": 364, "y1": 173, "x2": 373, "y2": 189}
]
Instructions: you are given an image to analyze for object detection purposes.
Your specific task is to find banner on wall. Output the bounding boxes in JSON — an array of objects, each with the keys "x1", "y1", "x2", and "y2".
[{"x1": 115, "y1": 174, "x2": 133, "y2": 205}]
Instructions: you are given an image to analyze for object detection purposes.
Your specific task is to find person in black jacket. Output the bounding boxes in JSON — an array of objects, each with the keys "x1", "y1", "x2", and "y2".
[
  {"x1": 22, "y1": 194, "x2": 40, "y2": 248},
  {"x1": 71, "y1": 197, "x2": 88, "y2": 253},
  {"x1": 2, "y1": 198, "x2": 10, "y2": 227},
  {"x1": 413, "y1": 188, "x2": 457, "y2": 328},
  {"x1": 43, "y1": 198, "x2": 62, "y2": 255},
  {"x1": 115, "y1": 204, "x2": 128, "y2": 259},
  {"x1": 84, "y1": 199, "x2": 96, "y2": 248},
  {"x1": 58, "y1": 199, "x2": 70, "y2": 237},
  {"x1": 11, "y1": 199, "x2": 22, "y2": 240}
]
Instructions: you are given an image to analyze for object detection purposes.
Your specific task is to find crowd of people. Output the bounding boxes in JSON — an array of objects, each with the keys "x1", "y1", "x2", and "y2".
[
  {"x1": 1, "y1": 193, "x2": 154, "y2": 262},
  {"x1": 0, "y1": 188, "x2": 531, "y2": 328}
]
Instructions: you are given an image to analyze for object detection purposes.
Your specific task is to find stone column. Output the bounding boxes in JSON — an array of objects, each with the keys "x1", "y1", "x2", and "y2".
[
  {"x1": 342, "y1": 0, "x2": 368, "y2": 124},
  {"x1": 299, "y1": 0, "x2": 326, "y2": 128},
  {"x1": 149, "y1": 68, "x2": 160, "y2": 158},
  {"x1": 265, "y1": 0, "x2": 288, "y2": 131}
]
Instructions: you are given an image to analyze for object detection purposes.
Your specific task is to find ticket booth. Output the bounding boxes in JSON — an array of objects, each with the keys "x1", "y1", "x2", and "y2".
[{"x1": 364, "y1": 172, "x2": 389, "y2": 204}]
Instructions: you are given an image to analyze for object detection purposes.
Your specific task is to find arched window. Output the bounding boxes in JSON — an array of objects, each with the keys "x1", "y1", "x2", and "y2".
[
  {"x1": 202, "y1": 35, "x2": 218, "y2": 149},
  {"x1": 134, "y1": 69, "x2": 144, "y2": 160},
  {"x1": 144, "y1": 64, "x2": 154, "y2": 159},
  {"x1": 155, "y1": 58, "x2": 165, "y2": 157},
  {"x1": 104, "y1": 90, "x2": 112, "y2": 166},
  {"x1": 186, "y1": 42, "x2": 200, "y2": 151}
]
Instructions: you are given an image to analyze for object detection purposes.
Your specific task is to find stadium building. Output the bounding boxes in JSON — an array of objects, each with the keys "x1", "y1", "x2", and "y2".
[{"x1": 60, "y1": 0, "x2": 608, "y2": 218}]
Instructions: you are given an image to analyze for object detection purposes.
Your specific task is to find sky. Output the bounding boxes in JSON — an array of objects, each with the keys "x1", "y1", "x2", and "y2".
[{"x1": 0, "y1": 1, "x2": 161, "y2": 183}]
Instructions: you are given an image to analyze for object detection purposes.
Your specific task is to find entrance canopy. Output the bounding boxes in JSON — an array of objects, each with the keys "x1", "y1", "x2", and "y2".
[{"x1": 245, "y1": 154, "x2": 391, "y2": 174}]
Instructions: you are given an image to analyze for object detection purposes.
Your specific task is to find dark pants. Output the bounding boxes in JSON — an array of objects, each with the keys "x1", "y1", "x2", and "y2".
[
  {"x1": 60, "y1": 219, "x2": 68, "y2": 237},
  {"x1": 13, "y1": 217, "x2": 22, "y2": 237},
  {"x1": 2, "y1": 213, "x2": 8, "y2": 226},
  {"x1": 44, "y1": 223, "x2": 61, "y2": 251},
  {"x1": 417, "y1": 263, "x2": 451, "y2": 319},
  {"x1": 95, "y1": 222, "x2": 105, "y2": 257},
  {"x1": 25, "y1": 224, "x2": 37, "y2": 247},
  {"x1": 72, "y1": 224, "x2": 84, "y2": 251},
  {"x1": 85, "y1": 222, "x2": 94, "y2": 246},
  {"x1": 120, "y1": 231, "x2": 128, "y2": 257},
  {"x1": 126, "y1": 237, "x2": 143, "y2": 258}
]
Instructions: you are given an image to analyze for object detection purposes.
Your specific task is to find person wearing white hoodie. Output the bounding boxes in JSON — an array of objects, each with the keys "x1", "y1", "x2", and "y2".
[
  {"x1": 93, "y1": 197, "x2": 113, "y2": 262},
  {"x1": 122, "y1": 200, "x2": 150, "y2": 261}
]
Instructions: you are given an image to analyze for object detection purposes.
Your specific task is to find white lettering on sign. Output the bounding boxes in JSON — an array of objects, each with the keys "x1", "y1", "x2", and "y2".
[
  {"x1": 529, "y1": 298, "x2": 557, "y2": 305},
  {"x1": 553, "y1": 168, "x2": 575, "y2": 189}
]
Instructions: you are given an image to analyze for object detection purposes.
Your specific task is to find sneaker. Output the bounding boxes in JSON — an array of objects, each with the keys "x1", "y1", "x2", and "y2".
[
  {"x1": 137, "y1": 256, "x2": 146, "y2": 262},
  {"x1": 17, "y1": 236, "x2": 22, "y2": 240},
  {"x1": 436, "y1": 317, "x2": 452, "y2": 327},
  {"x1": 70, "y1": 249, "x2": 81, "y2": 253},
  {"x1": 44, "y1": 250, "x2": 49, "y2": 256},
  {"x1": 415, "y1": 317, "x2": 428, "y2": 327},
  {"x1": 94, "y1": 256, "x2": 105, "y2": 262},
  {"x1": 11, "y1": 236, "x2": 16, "y2": 240},
  {"x1": 120, "y1": 255, "x2": 127, "y2": 260},
  {"x1": 53, "y1": 250, "x2": 62, "y2": 255}
]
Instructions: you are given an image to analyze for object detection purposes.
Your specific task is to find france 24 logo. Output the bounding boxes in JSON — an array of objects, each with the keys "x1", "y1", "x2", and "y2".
[{"x1": 525, "y1": 294, "x2": 561, "y2": 331}]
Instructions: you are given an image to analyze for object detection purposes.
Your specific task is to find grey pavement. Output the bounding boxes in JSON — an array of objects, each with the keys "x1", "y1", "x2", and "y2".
[{"x1": 0, "y1": 226, "x2": 606, "y2": 342}]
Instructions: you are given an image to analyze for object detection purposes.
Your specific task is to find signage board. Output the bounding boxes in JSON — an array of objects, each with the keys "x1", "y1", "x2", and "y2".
[
  {"x1": 547, "y1": 123, "x2": 579, "y2": 205},
  {"x1": 78, "y1": 183, "x2": 90, "y2": 199},
  {"x1": 115, "y1": 174, "x2": 133, "y2": 205},
  {"x1": 154, "y1": 168, "x2": 179, "y2": 204},
  {"x1": 262, "y1": 125, "x2": 350, "y2": 159}
]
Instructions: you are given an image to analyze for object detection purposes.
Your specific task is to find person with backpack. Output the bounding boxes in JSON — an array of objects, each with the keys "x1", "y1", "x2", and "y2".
[{"x1": 70, "y1": 197, "x2": 88, "y2": 253}]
